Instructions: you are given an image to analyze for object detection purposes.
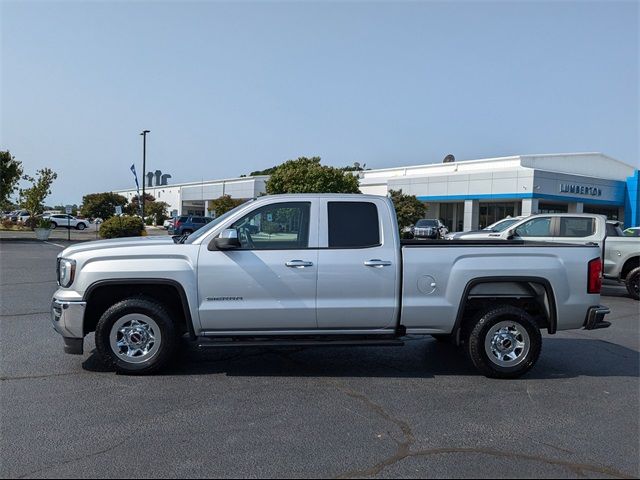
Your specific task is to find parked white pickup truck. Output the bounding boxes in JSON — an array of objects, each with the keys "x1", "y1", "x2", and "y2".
[
  {"x1": 51, "y1": 194, "x2": 611, "y2": 378},
  {"x1": 475, "y1": 214, "x2": 639, "y2": 300}
]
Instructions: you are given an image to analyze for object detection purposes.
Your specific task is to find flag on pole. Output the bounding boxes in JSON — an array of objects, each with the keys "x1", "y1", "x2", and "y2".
[
  {"x1": 130, "y1": 164, "x2": 143, "y2": 217},
  {"x1": 130, "y1": 164, "x2": 140, "y2": 191}
]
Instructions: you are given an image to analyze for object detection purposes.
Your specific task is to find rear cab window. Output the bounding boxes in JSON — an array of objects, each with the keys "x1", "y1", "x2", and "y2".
[
  {"x1": 606, "y1": 223, "x2": 623, "y2": 237},
  {"x1": 328, "y1": 202, "x2": 380, "y2": 248},
  {"x1": 558, "y1": 217, "x2": 595, "y2": 238}
]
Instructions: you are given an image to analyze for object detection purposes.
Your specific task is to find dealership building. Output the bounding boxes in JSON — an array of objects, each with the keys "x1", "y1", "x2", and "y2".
[{"x1": 115, "y1": 152, "x2": 639, "y2": 230}]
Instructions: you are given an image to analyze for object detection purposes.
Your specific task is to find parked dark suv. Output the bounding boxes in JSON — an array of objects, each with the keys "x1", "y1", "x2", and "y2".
[
  {"x1": 168, "y1": 215, "x2": 212, "y2": 235},
  {"x1": 412, "y1": 219, "x2": 448, "y2": 239}
]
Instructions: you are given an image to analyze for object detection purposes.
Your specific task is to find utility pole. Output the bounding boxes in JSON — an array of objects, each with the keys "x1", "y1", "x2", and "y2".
[{"x1": 140, "y1": 130, "x2": 150, "y2": 218}]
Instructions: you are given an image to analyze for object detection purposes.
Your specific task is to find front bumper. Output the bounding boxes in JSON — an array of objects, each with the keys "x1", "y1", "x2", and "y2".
[
  {"x1": 583, "y1": 305, "x2": 611, "y2": 330},
  {"x1": 51, "y1": 299, "x2": 86, "y2": 354}
]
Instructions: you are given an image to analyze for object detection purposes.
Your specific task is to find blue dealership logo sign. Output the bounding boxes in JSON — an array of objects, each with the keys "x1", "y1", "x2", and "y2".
[{"x1": 559, "y1": 183, "x2": 602, "y2": 197}]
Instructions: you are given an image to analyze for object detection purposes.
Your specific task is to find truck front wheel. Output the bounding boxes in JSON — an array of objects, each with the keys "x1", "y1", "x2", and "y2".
[
  {"x1": 467, "y1": 306, "x2": 542, "y2": 379},
  {"x1": 95, "y1": 297, "x2": 177, "y2": 375},
  {"x1": 625, "y1": 267, "x2": 640, "y2": 301}
]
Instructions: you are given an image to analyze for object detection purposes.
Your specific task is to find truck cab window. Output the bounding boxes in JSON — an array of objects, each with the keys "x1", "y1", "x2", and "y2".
[
  {"x1": 515, "y1": 217, "x2": 552, "y2": 237},
  {"x1": 559, "y1": 218, "x2": 595, "y2": 238},
  {"x1": 231, "y1": 202, "x2": 310, "y2": 250},
  {"x1": 328, "y1": 202, "x2": 380, "y2": 248}
]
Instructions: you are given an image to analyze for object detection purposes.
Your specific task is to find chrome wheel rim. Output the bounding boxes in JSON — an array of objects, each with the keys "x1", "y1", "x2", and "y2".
[
  {"x1": 109, "y1": 314, "x2": 162, "y2": 364},
  {"x1": 484, "y1": 321, "x2": 530, "y2": 368}
]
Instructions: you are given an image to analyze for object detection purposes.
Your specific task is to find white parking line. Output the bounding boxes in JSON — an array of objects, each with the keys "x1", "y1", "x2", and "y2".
[{"x1": 44, "y1": 241, "x2": 66, "y2": 248}]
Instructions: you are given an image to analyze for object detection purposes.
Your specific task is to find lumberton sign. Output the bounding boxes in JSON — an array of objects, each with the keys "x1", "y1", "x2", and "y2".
[{"x1": 559, "y1": 183, "x2": 602, "y2": 197}]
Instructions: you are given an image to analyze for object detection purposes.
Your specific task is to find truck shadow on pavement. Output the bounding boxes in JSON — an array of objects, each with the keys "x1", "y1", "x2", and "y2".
[{"x1": 82, "y1": 337, "x2": 639, "y2": 380}]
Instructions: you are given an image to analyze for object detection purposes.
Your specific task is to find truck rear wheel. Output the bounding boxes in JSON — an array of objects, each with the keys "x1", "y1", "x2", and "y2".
[
  {"x1": 467, "y1": 306, "x2": 541, "y2": 379},
  {"x1": 625, "y1": 267, "x2": 640, "y2": 301},
  {"x1": 95, "y1": 297, "x2": 177, "y2": 375}
]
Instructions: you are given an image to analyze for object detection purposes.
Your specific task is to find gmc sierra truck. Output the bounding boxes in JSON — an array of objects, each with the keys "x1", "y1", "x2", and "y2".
[{"x1": 51, "y1": 194, "x2": 611, "y2": 378}]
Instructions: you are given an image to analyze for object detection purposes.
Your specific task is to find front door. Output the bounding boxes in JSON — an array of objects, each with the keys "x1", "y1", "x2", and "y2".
[
  {"x1": 197, "y1": 201, "x2": 318, "y2": 332},
  {"x1": 512, "y1": 216, "x2": 554, "y2": 242}
]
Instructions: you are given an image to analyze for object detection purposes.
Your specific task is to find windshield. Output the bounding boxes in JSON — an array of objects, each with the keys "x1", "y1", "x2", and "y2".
[
  {"x1": 484, "y1": 218, "x2": 520, "y2": 232},
  {"x1": 416, "y1": 220, "x2": 437, "y2": 227},
  {"x1": 184, "y1": 200, "x2": 254, "y2": 244}
]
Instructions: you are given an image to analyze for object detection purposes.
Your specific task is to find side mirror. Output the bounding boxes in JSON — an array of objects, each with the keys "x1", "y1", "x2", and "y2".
[
  {"x1": 209, "y1": 228, "x2": 241, "y2": 250},
  {"x1": 506, "y1": 228, "x2": 517, "y2": 240}
]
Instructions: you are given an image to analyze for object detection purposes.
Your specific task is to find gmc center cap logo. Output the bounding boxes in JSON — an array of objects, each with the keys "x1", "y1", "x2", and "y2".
[{"x1": 559, "y1": 183, "x2": 603, "y2": 197}]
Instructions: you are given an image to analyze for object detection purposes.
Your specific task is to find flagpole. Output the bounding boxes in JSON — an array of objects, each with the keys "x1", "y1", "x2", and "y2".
[{"x1": 140, "y1": 130, "x2": 150, "y2": 219}]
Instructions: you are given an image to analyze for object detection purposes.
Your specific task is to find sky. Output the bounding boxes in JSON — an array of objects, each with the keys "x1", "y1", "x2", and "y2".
[{"x1": 1, "y1": 0, "x2": 638, "y2": 206}]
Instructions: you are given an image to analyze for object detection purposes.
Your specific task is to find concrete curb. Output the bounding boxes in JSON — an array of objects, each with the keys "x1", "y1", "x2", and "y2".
[{"x1": 0, "y1": 237, "x2": 92, "y2": 243}]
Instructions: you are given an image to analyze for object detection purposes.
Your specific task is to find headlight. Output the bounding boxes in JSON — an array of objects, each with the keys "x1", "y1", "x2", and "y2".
[{"x1": 57, "y1": 258, "x2": 76, "y2": 287}]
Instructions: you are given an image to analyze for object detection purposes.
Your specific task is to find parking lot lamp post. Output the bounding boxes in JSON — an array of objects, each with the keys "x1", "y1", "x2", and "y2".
[{"x1": 140, "y1": 130, "x2": 151, "y2": 219}]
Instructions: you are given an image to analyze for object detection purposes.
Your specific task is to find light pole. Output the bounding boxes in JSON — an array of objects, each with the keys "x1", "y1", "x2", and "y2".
[{"x1": 140, "y1": 130, "x2": 150, "y2": 218}]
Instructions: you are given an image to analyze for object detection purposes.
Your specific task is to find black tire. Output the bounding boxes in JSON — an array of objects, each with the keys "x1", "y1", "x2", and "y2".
[
  {"x1": 625, "y1": 267, "x2": 640, "y2": 301},
  {"x1": 95, "y1": 297, "x2": 177, "y2": 375},
  {"x1": 182, "y1": 229, "x2": 193, "y2": 235},
  {"x1": 50, "y1": 222, "x2": 57, "y2": 229},
  {"x1": 431, "y1": 334, "x2": 454, "y2": 343},
  {"x1": 466, "y1": 306, "x2": 542, "y2": 379},
  {"x1": 76, "y1": 222, "x2": 86, "y2": 231}
]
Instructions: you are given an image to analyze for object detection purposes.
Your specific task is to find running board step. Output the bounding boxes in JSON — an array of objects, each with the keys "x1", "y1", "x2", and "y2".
[{"x1": 197, "y1": 338, "x2": 405, "y2": 349}]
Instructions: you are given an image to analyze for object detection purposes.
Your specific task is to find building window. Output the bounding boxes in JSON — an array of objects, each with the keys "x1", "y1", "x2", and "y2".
[
  {"x1": 538, "y1": 203, "x2": 568, "y2": 214},
  {"x1": 439, "y1": 203, "x2": 465, "y2": 232},
  {"x1": 583, "y1": 205, "x2": 620, "y2": 221}
]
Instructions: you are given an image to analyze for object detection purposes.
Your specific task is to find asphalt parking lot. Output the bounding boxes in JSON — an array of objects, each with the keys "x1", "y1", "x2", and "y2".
[{"x1": 1, "y1": 240, "x2": 638, "y2": 479}]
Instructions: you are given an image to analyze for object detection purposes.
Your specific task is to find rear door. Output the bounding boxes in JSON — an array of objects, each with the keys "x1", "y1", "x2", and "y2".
[
  {"x1": 554, "y1": 216, "x2": 601, "y2": 246},
  {"x1": 316, "y1": 198, "x2": 400, "y2": 330}
]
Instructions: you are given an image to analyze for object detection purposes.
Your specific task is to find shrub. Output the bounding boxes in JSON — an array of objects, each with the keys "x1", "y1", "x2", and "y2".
[
  {"x1": 99, "y1": 215, "x2": 145, "y2": 239},
  {"x1": 1, "y1": 218, "x2": 15, "y2": 229},
  {"x1": 36, "y1": 217, "x2": 52, "y2": 229}
]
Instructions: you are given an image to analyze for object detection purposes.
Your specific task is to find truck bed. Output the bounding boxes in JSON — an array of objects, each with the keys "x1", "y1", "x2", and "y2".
[{"x1": 401, "y1": 239, "x2": 599, "y2": 247}]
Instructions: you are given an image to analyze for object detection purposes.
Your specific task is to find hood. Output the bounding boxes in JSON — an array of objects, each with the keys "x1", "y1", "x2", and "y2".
[{"x1": 59, "y1": 236, "x2": 176, "y2": 258}]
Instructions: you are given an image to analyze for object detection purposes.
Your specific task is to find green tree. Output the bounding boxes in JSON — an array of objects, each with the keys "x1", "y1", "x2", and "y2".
[
  {"x1": 81, "y1": 192, "x2": 128, "y2": 220},
  {"x1": 0, "y1": 151, "x2": 23, "y2": 210},
  {"x1": 388, "y1": 189, "x2": 427, "y2": 233},
  {"x1": 209, "y1": 195, "x2": 245, "y2": 217},
  {"x1": 341, "y1": 162, "x2": 367, "y2": 172},
  {"x1": 249, "y1": 166, "x2": 279, "y2": 177},
  {"x1": 266, "y1": 157, "x2": 361, "y2": 195},
  {"x1": 146, "y1": 200, "x2": 169, "y2": 225},
  {"x1": 19, "y1": 168, "x2": 58, "y2": 226},
  {"x1": 125, "y1": 193, "x2": 155, "y2": 216}
]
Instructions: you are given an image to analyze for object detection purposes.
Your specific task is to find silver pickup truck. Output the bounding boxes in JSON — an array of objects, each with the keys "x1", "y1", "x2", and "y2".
[{"x1": 51, "y1": 194, "x2": 610, "y2": 379}]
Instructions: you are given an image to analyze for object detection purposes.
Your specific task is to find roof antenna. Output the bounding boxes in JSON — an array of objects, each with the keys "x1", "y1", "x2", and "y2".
[{"x1": 443, "y1": 154, "x2": 455, "y2": 163}]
